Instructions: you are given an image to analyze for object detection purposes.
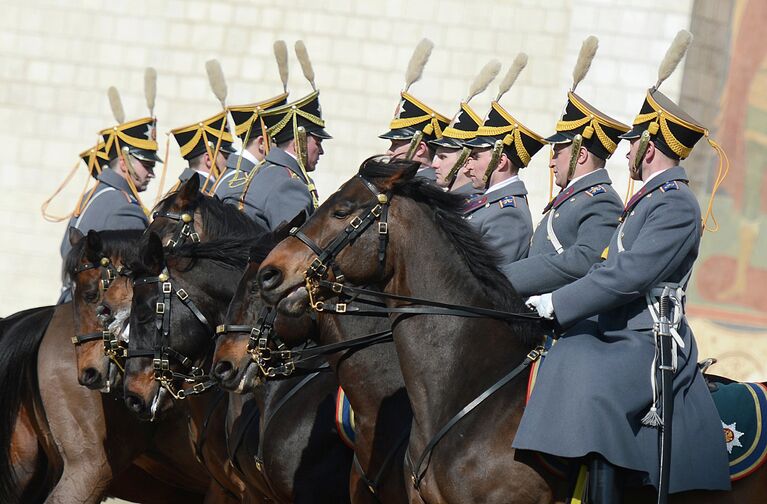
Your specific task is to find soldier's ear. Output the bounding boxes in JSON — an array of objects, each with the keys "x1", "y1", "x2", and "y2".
[
  {"x1": 140, "y1": 232, "x2": 165, "y2": 275},
  {"x1": 85, "y1": 231, "x2": 103, "y2": 263},
  {"x1": 68, "y1": 227, "x2": 85, "y2": 247},
  {"x1": 178, "y1": 174, "x2": 200, "y2": 205}
]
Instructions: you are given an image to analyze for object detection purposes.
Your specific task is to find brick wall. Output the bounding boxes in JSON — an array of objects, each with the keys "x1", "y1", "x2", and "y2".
[{"x1": 0, "y1": 0, "x2": 694, "y2": 313}]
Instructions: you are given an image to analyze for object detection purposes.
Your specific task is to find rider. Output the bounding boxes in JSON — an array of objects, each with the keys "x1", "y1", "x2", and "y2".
[
  {"x1": 518, "y1": 34, "x2": 731, "y2": 502},
  {"x1": 461, "y1": 57, "x2": 546, "y2": 267},
  {"x1": 238, "y1": 41, "x2": 330, "y2": 231},
  {"x1": 501, "y1": 40, "x2": 628, "y2": 296},
  {"x1": 430, "y1": 61, "x2": 500, "y2": 196},
  {"x1": 170, "y1": 110, "x2": 235, "y2": 192},
  {"x1": 58, "y1": 113, "x2": 161, "y2": 302}
]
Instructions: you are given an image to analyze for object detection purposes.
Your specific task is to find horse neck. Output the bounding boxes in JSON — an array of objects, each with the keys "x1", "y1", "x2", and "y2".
[{"x1": 385, "y1": 201, "x2": 532, "y2": 435}]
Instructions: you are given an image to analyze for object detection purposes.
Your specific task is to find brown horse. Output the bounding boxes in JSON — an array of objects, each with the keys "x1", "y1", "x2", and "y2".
[
  {"x1": 256, "y1": 157, "x2": 767, "y2": 503},
  {"x1": 213, "y1": 249, "x2": 411, "y2": 504},
  {"x1": 0, "y1": 302, "x2": 209, "y2": 503}
]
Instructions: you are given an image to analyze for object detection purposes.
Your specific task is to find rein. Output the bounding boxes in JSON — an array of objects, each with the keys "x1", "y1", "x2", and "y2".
[{"x1": 127, "y1": 267, "x2": 217, "y2": 400}]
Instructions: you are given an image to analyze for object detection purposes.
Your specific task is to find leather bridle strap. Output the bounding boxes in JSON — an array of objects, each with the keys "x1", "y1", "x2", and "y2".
[
  {"x1": 153, "y1": 210, "x2": 200, "y2": 249},
  {"x1": 406, "y1": 346, "x2": 544, "y2": 489}
]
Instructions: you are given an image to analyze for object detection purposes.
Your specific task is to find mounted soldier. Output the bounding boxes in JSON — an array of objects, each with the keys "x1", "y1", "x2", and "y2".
[
  {"x1": 430, "y1": 60, "x2": 500, "y2": 196},
  {"x1": 169, "y1": 60, "x2": 235, "y2": 194},
  {"x1": 238, "y1": 41, "x2": 330, "y2": 231},
  {"x1": 502, "y1": 36, "x2": 628, "y2": 297},
  {"x1": 461, "y1": 53, "x2": 546, "y2": 266},
  {"x1": 58, "y1": 85, "x2": 160, "y2": 303},
  {"x1": 379, "y1": 38, "x2": 450, "y2": 180},
  {"x1": 519, "y1": 31, "x2": 731, "y2": 502},
  {"x1": 216, "y1": 41, "x2": 290, "y2": 205}
]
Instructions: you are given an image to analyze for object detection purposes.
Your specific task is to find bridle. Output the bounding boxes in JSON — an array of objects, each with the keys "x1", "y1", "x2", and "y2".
[
  {"x1": 70, "y1": 256, "x2": 131, "y2": 367},
  {"x1": 289, "y1": 173, "x2": 392, "y2": 310},
  {"x1": 127, "y1": 267, "x2": 217, "y2": 400},
  {"x1": 152, "y1": 209, "x2": 200, "y2": 249}
]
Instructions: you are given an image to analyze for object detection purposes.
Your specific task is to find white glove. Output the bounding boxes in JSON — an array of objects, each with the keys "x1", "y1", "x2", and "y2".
[{"x1": 525, "y1": 293, "x2": 555, "y2": 320}]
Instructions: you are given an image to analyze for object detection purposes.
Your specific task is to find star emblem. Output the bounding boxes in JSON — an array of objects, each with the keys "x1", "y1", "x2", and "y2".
[
  {"x1": 394, "y1": 98, "x2": 407, "y2": 119},
  {"x1": 722, "y1": 420, "x2": 744, "y2": 454}
]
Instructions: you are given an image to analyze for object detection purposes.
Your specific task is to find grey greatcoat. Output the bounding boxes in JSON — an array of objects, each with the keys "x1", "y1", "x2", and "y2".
[
  {"x1": 237, "y1": 147, "x2": 316, "y2": 231},
  {"x1": 513, "y1": 166, "x2": 730, "y2": 493},
  {"x1": 215, "y1": 152, "x2": 258, "y2": 204},
  {"x1": 59, "y1": 168, "x2": 148, "y2": 261},
  {"x1": 463, "y1": 179, "x2": 532, "y2": 266},
  {"x1": 451, "y1": 181, "x2": 482, "y2": 196},
  {"x1": 502, "y1": 169, "x2": 623, "y2": 296}
]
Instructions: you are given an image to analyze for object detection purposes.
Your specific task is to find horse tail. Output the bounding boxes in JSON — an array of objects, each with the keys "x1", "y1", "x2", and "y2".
[{"x1": 0, "y1": 305, "x2": 56, "y2": 503}]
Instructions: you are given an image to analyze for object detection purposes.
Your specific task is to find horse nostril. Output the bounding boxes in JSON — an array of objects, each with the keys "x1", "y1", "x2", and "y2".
[
  {"x1": 125, "y1": 394, "x2": 146, "y2": 416},
  {"x1": 258, "y1": 267, "x2": 283, "y2": 290},
  {"x1": 81, "y1": 367, "x2": 103, "y2": 388},
  {"x1": 212, "y1": 361, "x2": 235, "y2": 383}
]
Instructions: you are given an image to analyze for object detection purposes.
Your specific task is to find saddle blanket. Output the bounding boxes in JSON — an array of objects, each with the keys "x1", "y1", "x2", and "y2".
[
  {"x1": 336, "y1": 386, "x2": 356, "y2": 448},
  {"x1": 710, "y1": 380, "x2": 767, "y2": 481}
]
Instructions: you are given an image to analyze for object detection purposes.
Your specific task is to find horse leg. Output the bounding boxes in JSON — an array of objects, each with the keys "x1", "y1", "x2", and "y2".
[{"x1": 9, "y1": 403, "x2": 39, "y2": 494}]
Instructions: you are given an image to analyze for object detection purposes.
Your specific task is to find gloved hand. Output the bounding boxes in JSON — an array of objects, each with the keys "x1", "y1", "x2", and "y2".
[{"x1": 525, "y1": 293, "x2": 555, "y2": 320}]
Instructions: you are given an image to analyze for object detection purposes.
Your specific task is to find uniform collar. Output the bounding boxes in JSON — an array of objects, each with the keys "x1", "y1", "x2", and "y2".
[
  {"x1": 225, "y1": 150, "x2": 257, "y2": 173},
  {"x1": 485, "y1": 175, "x2": 519, "y2": 194},
  {"x1": 623, "y1": 165, "x2": 689, "y2": 214},
  {"x1": 265, "y1": 147, "x2": 304, "y2": 179},
  {"x1": 484, "y1": 177, "x2": 527, "y2": 204},
  {"x1": 98, "y1": 168, "x2": 134, "y2": 194},
  {"x1": 543, "y1": 168, "x2": 612, "y2": 213}
]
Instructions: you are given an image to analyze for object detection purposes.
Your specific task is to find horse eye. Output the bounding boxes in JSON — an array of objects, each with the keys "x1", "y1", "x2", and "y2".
[
  {"x1": 83, "y1": 290, "x2": 99, "y2": 303},
  {"x1": 333, "y1": 207, "x2": 351, "y2": 219}
]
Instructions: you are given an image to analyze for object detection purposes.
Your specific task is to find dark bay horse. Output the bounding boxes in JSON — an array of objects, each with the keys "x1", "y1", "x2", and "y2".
[
  {"x1": 256, "y1": 157, "x2": 767, "y2": 503},
  {"x1": 213, "y1": 250, "x2": 411, "y2": 504}
]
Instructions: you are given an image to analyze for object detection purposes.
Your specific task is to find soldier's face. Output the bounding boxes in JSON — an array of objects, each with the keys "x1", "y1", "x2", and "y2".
[
  {"x1": 432, "y1": 147, "x2": 461, "y2": 188},
  {"x1": 125, "y1": 156, "x2": 155, "y2": 192},
  {"x1": 627, "y1": 138, "x2": 644, "y2": 181},
  {"x1": 305, "y1": 135, "x2": 324, "y2": 172},
  {"x1": 386, "y1": 139, "x2": 410, "y2": 159},
  {"x1": 550, "y1": 143, "x2": 572, "y2": 189},
  {"x1": 464, "y1": 147, "x2": 492, "y2": 189}
]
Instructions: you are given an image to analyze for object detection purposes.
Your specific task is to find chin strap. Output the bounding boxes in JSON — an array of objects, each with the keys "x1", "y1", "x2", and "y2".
[
  {"x1": 481, "y1": 140, "x2": 505, "y2": 187},
  {"x1": 565, "y1": 134, "x2": 583, "y2": 185},
  {"x1": 444, "y1": 147, "x2": 471, "y2": 187},
  {"x1": 405, "y1": 130, "x2": 424, "y2": 161}
]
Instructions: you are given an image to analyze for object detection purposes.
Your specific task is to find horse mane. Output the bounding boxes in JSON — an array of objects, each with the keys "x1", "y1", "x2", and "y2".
[
  {"x1": 360, "y1": 158, "x2": 540, "y2": 344},
  {"x1": 63, "y1": 229, "x2": 144, "y2": 281},
  {"x1": 154, "y1": 189, "x2": 266, "y2": 240}
]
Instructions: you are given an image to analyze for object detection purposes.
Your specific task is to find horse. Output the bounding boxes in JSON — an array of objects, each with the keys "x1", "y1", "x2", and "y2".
[
  {"x1": 213, "y1": 245, "x2": 412, "y2": 504},
  {"x1": 255, "y1": 156, "x2": 767, "y2": 503},
  {"x1": 0, "y1": 300, "x2": 208, "y2": 503}
]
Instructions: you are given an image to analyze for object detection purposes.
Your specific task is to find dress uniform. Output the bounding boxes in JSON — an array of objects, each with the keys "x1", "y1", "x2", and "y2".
[
  {"x1": 216, "y1": 93, "x2": 288, "y2": 206},
  {"x1": 58, "y1": 117, "x2": 161, "y2": 301},
  {"x1": 239, "y1": 89, "x2": 330, "y2": 231},
  {"x1": 515, "y1": 34, "x2": 731, "y2": 498},
  {"x1": 502, "y1": 82, "x2": 629, "y2": 297},
  {"x1": 170, "y1": 110, "x2": 235, "y2": 192},
  {"x1": 462, "y1": 94, "x2": 546, "y2": 266}
]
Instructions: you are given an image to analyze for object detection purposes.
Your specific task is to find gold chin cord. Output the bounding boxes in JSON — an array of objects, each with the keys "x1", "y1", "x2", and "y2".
[
  {"x1": 445, "y1": 147, "x2": 471, "y2": 186},
  {"x1": 405, "y1": 130, "x2": 424, "y2": 161},
  {"x1": 294, "y1": 125, "x2": 320, "y2": 209},
  {"x1": 481, "y1": 140, "x2": 504, "y2": 187},
  {"x1": 565, "y1": 134, "x2": 583, "y2": 183},
  {"x1": 117, "y1": 145, "x2": 150, "y2": 216},
  {"x1": 633, "y1": 129, "x2": 651, "y2": 179}
]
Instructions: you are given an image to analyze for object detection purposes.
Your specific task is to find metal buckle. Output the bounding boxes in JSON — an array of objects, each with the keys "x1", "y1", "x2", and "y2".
[
  {"x1": 331, "y1": 282, "x2": 343, "y2": 293},
  {"x1": 378, "y1": 222, "x2": 388, "y2": 235},
  {"x1": 190, "y1": 232, "x2": 200, "y2": 242},
  {"x1": 350, "y1": 216, "x2": 363, "y2": 229},
  {"x1": 371, "y1": 204, "x2": 382, "y2": 217},
  {"x1": 176, "y1": 289, "x2": 188, "y2": 300},
  {"x1": 167, "y1": 239, "x2": 177, "y2": 248},
  {"x1": 309, "y1": 258, "x2": 326, "y2": 275},
  {"x1": 70, "y1": 336, "x2": 79, "y2": 344},
  {"x1": 156, "y1": 302, "x2": 165, "y2": 314},
  {"x1": 336, "y1": 303, "x2": 347, "y2": 313},
  {"x1": 162, "y1": 282, "x2": 172, "y2": 293}
]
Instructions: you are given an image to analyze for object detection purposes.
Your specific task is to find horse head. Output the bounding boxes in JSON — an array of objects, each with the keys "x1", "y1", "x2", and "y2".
[
  {"x1": 67, "y1": 228, "x2": 140, "y2": 391},
  {"x1": 257, "y1": 156, "x2": 419, "y2": 314}
]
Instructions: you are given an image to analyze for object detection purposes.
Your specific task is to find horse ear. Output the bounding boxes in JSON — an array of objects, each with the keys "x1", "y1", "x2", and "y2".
[
  {"x1": 68, "y1": 227, "x2": 85, "y2": 247},
  {"x1": 141, "y1": 232, "x2": 165, "y2": 275},
  {"x1": 273, "y1": 212, "x2": 307, "y2": 242},
  {"x1": 85, "y1": 230, "x2": 103, "y2": 262},
  {"x1": 177, "y1": 175, "x2": 200, "y2": 206}
]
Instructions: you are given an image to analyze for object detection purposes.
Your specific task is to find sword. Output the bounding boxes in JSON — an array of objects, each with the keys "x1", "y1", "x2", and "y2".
[{"x1": 657, "y1": 286, "x2": 673, "y2": 504}]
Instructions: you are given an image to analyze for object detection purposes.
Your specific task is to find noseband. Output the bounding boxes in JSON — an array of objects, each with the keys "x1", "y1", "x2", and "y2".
[
  {"x1": 127, "y1": 267, "x2": 216, "y2": 399},
  {"x1": 289, "y1": 174, "x2": 392, "y2": 309},
  {"x1": 152, "y1": 210, "x2": 200, "y2": 249},
  {"x1": 70, "y1": 257, "x2": 131, "y2": 364}
]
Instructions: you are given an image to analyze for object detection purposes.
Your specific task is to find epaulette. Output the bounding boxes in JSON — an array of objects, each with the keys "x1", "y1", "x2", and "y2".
[
  {"x1": 585, "y1": 185, "x2": 606, "y2": 197},
  {"x1": 498, "y1": 196, "x2": 516, "y2": 208},
  {"x1": 660, "y1": 180, "x2": 679, "y2": 192}
]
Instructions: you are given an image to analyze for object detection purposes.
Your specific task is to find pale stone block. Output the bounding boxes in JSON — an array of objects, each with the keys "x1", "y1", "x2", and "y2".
[{"x1": 26, "y1": 61, "x2": 50, "y2": 83}]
